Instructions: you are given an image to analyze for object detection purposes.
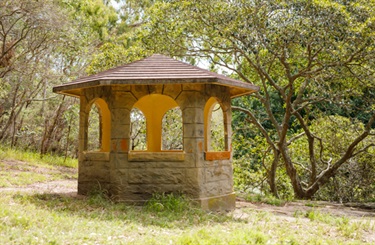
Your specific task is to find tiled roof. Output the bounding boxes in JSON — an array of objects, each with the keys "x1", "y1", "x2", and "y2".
[{"x1": 53, "y1": 54, "x2": 259, "y2": 97}]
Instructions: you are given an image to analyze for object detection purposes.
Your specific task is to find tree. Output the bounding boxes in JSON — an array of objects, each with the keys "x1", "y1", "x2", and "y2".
[
  {"x1": 0, "y1": 0, "x2": 119, "y2": 157},
  {"x1": 0, "y1": 0, "x2": 73, "y2": 147},
  {"x1": 86, "y1": 0, "x2": 156, "y2": 74},
  {"x1": 139, "y1": 0, "x2": 375, "y2": 199}
]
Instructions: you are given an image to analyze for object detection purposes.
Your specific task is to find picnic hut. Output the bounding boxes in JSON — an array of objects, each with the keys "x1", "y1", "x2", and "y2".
[{"x1": 53, "y1": 54, "x2": 259, "y2": 210}]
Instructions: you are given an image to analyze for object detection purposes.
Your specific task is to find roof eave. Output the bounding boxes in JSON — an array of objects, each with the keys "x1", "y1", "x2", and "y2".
[{"x1": 52, "y1": 78, "x2": 260, "y2": 98}]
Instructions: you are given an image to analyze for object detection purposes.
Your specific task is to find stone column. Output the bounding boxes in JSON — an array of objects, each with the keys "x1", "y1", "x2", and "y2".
[
  {"x1": 109, "y1": 87, "x2": 137, "y2": 198},
  {"x1": 177, "y1": 85, "x2": 206, "y2": 198}
]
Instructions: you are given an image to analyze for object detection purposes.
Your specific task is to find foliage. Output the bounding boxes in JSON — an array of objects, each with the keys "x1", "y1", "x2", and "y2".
[
  {"x1": 130, "y1": 108, "x2": 147, "y2": 150},
  {"x1": 87, "y1": 103, "x2": 101, "y2": 151},
  {"x1": 209, "y1": 103, "x2": 225, "y2": 151},
  {"x1": 294, "y1": 116, "x2": 375, "y2": 202},
  {"x1": 0, "y1": 0, "x2": 144, "y2": 158},
  {"x1": 138, "y1": 0, "x2": 375, "y2": 199},
  {"x1": 162, "y1": 107, "x2": 183, "y2": 150}
]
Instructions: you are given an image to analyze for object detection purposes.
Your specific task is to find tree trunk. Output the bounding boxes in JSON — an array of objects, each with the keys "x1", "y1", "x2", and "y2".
[
  {"x1": 40, "y1": 96, "x2": 65, "y2": 155},
  {"x1": 268, "y1": 150, "x2": 280, "y2": 198},
  {"x1": 278, "y1": 141, "x2": 307, "y2": 199}
]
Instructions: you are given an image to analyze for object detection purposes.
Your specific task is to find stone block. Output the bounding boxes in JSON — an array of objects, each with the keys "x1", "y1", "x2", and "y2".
[
  {"x1": 185, "y1": 168, "x2": 199, "y2": 187},
  {"x1": 110, "y1": 152, "x2": 129, "y2": 169},
  {"x1": 111, "y1": 108, "x2": 130, "y2": 123},
  {"x1": 204, "y1": 163, "x2": 232, "y2": 183},
  {"x1": 182, "y1": 84, "x2": 204, "y2": 91},
  {"x1": 205, "y1": 84, "x2": 228, "y2": 97},
  {"x1": 116, "y1": 183, "x2": 185, "y2": 202},
  {"x1": 78, "y1": 160, "x2": 110, "y2": 182},
  {"x1": 184, "y1": 137, "x2": 204, "y2": 154},
  {"x1": 84, "y1": 87, "x2": 112, "y2": 102},
  {"x1": 182, "y1": 107, "x2": 204, "y2": 124},
  {"x1": 163, "y1": 84, "x2": 182, "y2": 99},
  {"x1": 112, "y1": 85, "x2": 131, "y2": 92},
  {"x1": 183, "y1": 123, "x2": 204, "y2": 138},
  {"x1": 127, "y1": 160, "x2": 192, "y2": 169},
  {"x1": 220, "y1": 100, "x2": 231, "y2": 113},
  {"x1": 183, "y1": 152, "x2": 204, "y2": 168},
  {"x1": 111, "y1": 123, "x2": 130, "y2": 139},
  {"x1": 128, "y1": 151, "x2": 185, "y2": 162},
  {"x1": 128, "y1": 169, "x2": 185, "y2": 184},
  {"x1": 131, "y1": 85, "x2": 149, "y2": 99},
  {"x1": 82, "y1": 152, "x2": 110, "y2": 161},
  {"x1": 111, "y1": 92, "x2": 137, "y2": 109},
  {"x1": 148, "y1": 84, "x2": 163, "y2": 94},
  {"x1": 202, "y1": 179, "x2": 233, "y2": 196},
  {"x1": 176, "y1": 91, "x2": 205, "y2": 109},
  {"x1": 111, "y1": 138, "x2": 130, "y2": 152}
]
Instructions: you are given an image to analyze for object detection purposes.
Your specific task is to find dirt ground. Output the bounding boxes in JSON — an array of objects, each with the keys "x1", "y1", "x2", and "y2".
[{"x1": 235, "y1": 198, "x2": 375, "y2": 219}]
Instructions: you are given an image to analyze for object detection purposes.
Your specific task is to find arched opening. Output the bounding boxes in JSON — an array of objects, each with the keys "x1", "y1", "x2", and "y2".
[
  {"x1": 87, "y1": 98, "x2": 110, "y2": 152},
  {"x1": 209, "y1": 103, "x2": 225, "y2": 151},
  {"x1": 87, "y1": 104, "x2": 100, "y2": 151},
  {"x1": 132, "y1": 94, "x2": 182, "y2": 152},
  {"x1": 204, "y1": 97, "x2": 229, "y2": 160},
  {"x1": 162, "y1": 107, "x2": 183, "y2": 151},
  {"x1": 130, "y1": 108, "x2": 147, "y2": 150}
]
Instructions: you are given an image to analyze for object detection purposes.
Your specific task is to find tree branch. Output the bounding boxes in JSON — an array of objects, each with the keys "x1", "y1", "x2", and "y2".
[{"x1": 232, "y1": 106, "x2": 278, "y2": 151}]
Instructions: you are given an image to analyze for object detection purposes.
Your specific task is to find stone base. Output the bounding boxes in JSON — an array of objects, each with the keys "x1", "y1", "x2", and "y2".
[
  {"x1": 197, "y1": 193, "x2": 236, "y2": 211},
  {"x1": 111, "y1": 193, "x2": 236, "y2": 211},
  {"x1": 77, "y1": 184, "x2": 236, "y2": 211}
]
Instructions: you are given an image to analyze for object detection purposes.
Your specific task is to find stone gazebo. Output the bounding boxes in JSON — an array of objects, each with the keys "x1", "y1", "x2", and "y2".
[{"x1": 53, "y1": 54, "x2": 258, "y2": 210}]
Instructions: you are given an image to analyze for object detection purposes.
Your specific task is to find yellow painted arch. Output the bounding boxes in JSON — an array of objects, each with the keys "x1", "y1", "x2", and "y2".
[
  {"x1": 88, "y1": 98, "x2": 111, "y2": 152},
  {"x1": 133, "y1": 94, "x2": 179, "y2": 152}
]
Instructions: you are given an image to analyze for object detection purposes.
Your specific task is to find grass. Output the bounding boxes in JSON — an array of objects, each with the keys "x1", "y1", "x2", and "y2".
[
  {"x1": 244, "y1": 193, "x2": 287, "y2": 206},
  {"x1": 1, "y1": 192, "x2": 374, "y2": 244},
  {"x1": 0, "y1": 193, "x2": 374, "y2": 244},
  {"x1": 0, "y1": 146, "x2": 77, "y2": 168},
  {"x1": 1, "y1": 148, "x2": 374, "y2": 244},
  {"x1": 304, "y1": 209, "x2": 375, "y2": 240},
  {"x1": 0, "y1": 147, "x2": 77, "y2": 187},
  {"x1": 0, "y1": 171, "x2": 49, "y2": 187}
]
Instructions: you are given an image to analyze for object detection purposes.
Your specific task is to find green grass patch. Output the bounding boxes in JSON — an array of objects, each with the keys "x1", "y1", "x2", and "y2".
[
  {"x1": 304, "y1": 209, "x2": 374, "y2": 240},
  {"x1": 0, "y1": 146, "x2": 77, "y2": 168},
  {"x1": 0, "y1": 171, "x2": 48, "y2": 187},
  {"x1": 0, "y1": 146, "x2": 77, "y2": 187}
]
